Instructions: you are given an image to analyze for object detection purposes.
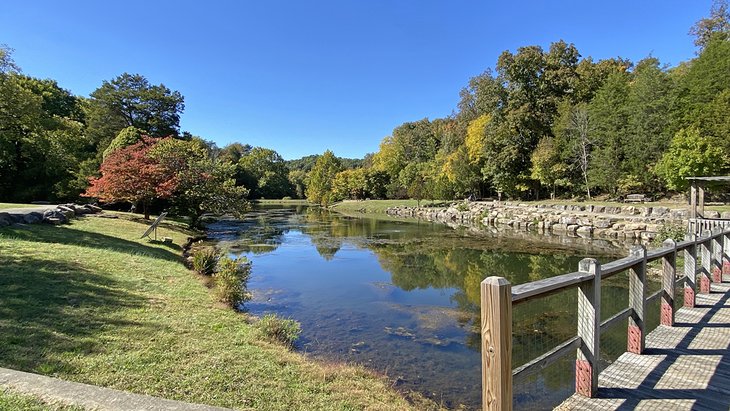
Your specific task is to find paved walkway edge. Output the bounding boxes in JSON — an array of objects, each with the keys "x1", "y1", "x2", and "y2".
[{"x1": 0, "y1": 367, "x2": 234, "y2": 411}]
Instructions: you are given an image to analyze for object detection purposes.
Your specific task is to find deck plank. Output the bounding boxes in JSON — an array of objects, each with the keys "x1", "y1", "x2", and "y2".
[{"x1": 555, "y1": 283, "x2": 730, "y2": 410}]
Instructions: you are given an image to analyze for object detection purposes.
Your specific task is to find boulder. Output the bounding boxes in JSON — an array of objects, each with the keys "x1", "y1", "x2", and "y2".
[
  {"x1": 705, "y1": 210, "x2": 721, "y2": 219},
  {"x1": 723, "y1": 211, "x2": 730, "y2": 220},
  {"x1": 576, "y1": 226, "x2": 593, "y2": 237},
  {"x1": 594, "y1": 219, "x2": 615, "y2": 229},
  {"x1": 23, "y1": 212, "x2": 43, "y2": 224}
]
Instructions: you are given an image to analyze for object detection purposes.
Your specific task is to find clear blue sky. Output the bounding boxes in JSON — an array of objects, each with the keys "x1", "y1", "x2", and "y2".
[{"x1": 1, "y1": 1, "x2": 711, "y2": 160}]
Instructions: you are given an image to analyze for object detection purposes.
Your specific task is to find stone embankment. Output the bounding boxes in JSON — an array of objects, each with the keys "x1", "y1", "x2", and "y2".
[
  {"x1": 386, "y1": 201, "x2": 721, "y2": 243},
  {"x1": 0, "y1": 203, "x2": 102, "y2": 227}
]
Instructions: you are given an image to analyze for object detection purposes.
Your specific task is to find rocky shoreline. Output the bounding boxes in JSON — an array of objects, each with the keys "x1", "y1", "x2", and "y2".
[{"x1": 385, "y1": 201, "x2": 718, "y2": 244}]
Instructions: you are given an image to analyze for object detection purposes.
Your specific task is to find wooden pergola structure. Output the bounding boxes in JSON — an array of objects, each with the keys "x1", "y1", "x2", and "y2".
[{"x1": 687, "y1": 176, "x2": 730, "y2": 233}]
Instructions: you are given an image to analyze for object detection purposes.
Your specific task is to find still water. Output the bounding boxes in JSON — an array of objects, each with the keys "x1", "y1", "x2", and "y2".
[{"x1": 206, "y1": 205, "x2": 656, "y2": 410}]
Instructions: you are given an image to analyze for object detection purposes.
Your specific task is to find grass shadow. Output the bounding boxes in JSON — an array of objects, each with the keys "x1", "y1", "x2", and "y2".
[
  {"x1": 1, "y1": 224, "x2": 182, "y2": 263},
  {"x1": 0, "y1": 254, "x2": 153, "y2": 375}
]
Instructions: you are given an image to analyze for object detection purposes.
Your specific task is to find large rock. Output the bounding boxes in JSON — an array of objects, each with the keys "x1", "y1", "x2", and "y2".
[
  {"x1": 0, "y1": 212, "x2": 11, "y2": 227},
  {"x1": 23, "y1": 212, "x2": 43, "y2": 224},
  {"x1": 43, "y1": 209, "x2": 68, "y2": 224}
]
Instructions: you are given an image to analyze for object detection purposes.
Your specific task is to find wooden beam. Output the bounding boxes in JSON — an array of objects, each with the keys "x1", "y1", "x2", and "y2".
[
  {"x1": 628, "y1": 245, "x2": 647, "y2": 354},
  {"x1": 712, "y1": 228, "x2": 723, "y2": 283},
  {"x1": 481, "y1": 277, "x2": 512, "y2": 411},
  {"x1": 700, "y1": 231, "x2": 712, "y2": 294},
  {"x1": 661, "y1": 239, "x2": 677, "y2": 326},
  {"x1": 576, "y1": 258, "x2": 601, "y2": 397},
  {"x1": 684, "y1": 234, "x2": 697, "y2": 308},
  {"x1": 690, "y1": 182, "x2": 697, "y2": 219}
]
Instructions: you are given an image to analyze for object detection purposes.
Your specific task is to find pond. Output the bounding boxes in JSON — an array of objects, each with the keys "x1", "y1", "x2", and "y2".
[{"x1": 206, "y1": 205, "x2": 658, "y2": 410}]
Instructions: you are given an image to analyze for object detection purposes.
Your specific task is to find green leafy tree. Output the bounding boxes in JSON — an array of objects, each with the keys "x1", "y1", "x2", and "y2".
[
  {"x1": 150, "y1": 138, "x2": 249, "y2": 227},
  {"x1": 86, "y1": 73, "x2": 184, "y2": 152},
  {"x1": 655, "y1": 127, "x2": 727, "y2": 190},
  {"x1": 103, "y1": 126, "x2": 144, "y2": 159},
  {"x1": 306, "y1": 150, "x2": 342, "y2": 206},
  {"x1": 237, "y1": 147, "x2": 292, "y2": 199},
  {"x1": 689, "y1": 0, "x2": 730, "y2": 49}
]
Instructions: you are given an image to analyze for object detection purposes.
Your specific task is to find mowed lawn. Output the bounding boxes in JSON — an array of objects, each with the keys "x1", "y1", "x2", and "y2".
[{"x1": 0, "y1": 215, "x2": 438, "y2": 411}]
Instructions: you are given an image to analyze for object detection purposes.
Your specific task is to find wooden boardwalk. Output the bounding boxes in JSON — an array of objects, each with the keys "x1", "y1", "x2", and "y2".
[{"x1": 557, "y1": 282, "x2": 730, "y2": 410}]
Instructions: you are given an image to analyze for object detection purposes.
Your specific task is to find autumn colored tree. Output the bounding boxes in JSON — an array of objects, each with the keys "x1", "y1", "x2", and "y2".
[{"x1": 84, "y1": 136, "x2": 175, "y2": 219}]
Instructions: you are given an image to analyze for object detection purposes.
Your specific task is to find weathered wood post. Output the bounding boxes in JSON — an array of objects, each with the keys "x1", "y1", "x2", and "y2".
[
  {"x1": 684, "y1": 234, "x2": 697, "y2": 308},
  {"x1": 628, "y1": 245, "x2": 647, "y2": 354},
  {"x1": 481, "y1": 276, "x2": 512, "y2": 411},
  {"x1": 700, "y1": 230, "x2": 712, "y2": 294},
  {"x1": 661, "y1": 240, "x2": 677, "y2": 326},
  {"x1": 722, "y1": 228, "x2": 730, "y2": 275},
  {"x1": 576, "y1": 258, "x2": 601, "y2": 397},
  {"x1": 712, "y1": 228, "x2": 723, "y2": 283}
]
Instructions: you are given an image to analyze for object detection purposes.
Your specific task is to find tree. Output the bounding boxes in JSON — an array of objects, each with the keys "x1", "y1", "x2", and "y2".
[
  {"x1": 306, "y1": 150, "x2": 342, "y2": 206},
  {"x1": 85, "y1": 73, "x2": 184, "y2": 152},
  {"x1": 84, "y1": 137, "x2": 175, "y2": 219},
  {"x1": 150, "y1": 138, "x2": 249, "y2": 227},
  {"x1": 530, "y1": 136, "x2": 568, "y2": 199},
  {"x1": 690, "y1": 0, "x2": 730, "y2": 49},
  {"x1": 237, "y1": 147, "x2": 292, "y2": 199},
  {"x1": 655, "y1": 127, "x2": 727, "y2": 191},
  {"x1": 218, "y1": 142, "x2": 252, "y2": 164},
  {"x1": 554, "y1": 101, "x2": 593, "y2": 199},
  {"x1": 103, "y1": 126, "x2": 144, "y2": 159}
]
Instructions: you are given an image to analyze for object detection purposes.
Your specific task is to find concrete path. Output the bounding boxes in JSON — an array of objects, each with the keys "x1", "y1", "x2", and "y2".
[{"x1": 0, "y1": 368, "x2": 235, "y2": 411}]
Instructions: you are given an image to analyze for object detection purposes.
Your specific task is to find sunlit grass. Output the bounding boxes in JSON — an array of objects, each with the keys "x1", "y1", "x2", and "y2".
[
  {"x1": 0, "y1": 388, "x2": 84, "y2": 411},
  {"x1": 0, "y1": 203, "x2": 41, "y2": 210},
  {"x1": 0, "y1": 214, "x2": 438, "y2": 410}
]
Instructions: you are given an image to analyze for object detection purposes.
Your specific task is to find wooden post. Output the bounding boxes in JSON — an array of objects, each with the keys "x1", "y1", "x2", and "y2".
[
  {"x1": 722, "y1": 228, "x2": 730, "y2": 275},
  {"x1": 698, "y1": 184, "x2": 705, "y2": 219},
  {"x1": 700, "y1": 231, "x2": 712, "y2": 294},
  {"x1": 628, "y1": 245, "x2": 647, "y2": 354},
  {"x1": 661, "y1": 240, "x2": 677, "y2": 326},
  {"x1": 690, "y1": 182, "x2": 697, "y2": 219},
  {"x1": 576, "y1": 258, "x2": 601, "y2": 397},
  {"x1": 684, "y1": 234, "x2": 697, "y2": 308},
  {"x1": 712, "y1": 228, "x2": 723, "y2": 283},
  {"x1": 481, "y1": 277, "x2": 512, "y2": 411}
]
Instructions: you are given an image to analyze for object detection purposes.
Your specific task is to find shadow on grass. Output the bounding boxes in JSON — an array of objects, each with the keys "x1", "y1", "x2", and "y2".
[
  {"x1": 1, "y1": 224, "x2": 181, "y2": 263},
  {"x1": 0, "y1": 254, "x2": 155, "y2": 375}
]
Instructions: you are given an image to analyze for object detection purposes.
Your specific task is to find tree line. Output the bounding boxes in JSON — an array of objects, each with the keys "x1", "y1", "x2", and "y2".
[
  {"x1": 307, "y1": 1, "x2": 730, "y2": 205},
  {"x1": 1, "y1": 1, "x2": 728, "y2": 218}
]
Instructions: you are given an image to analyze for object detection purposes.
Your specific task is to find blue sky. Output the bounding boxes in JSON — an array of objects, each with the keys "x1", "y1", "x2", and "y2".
[{"x1": 1, "y1": 1, "x2": 711, "y2": 160}]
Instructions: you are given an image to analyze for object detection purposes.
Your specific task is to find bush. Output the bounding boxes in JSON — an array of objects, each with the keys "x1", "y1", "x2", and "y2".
[
  {"x1": 653, "y1": 222, "x2": 687, "y2": 244},
  {"x1": 256, "y1": 314, "x2": 301, "y2": 348},
  {"x1": 213, "y1": 256, "x2": 252, "y2": 307},
  {"x1": 192, "y1": 248, "x2": 218, "y2": 275}
]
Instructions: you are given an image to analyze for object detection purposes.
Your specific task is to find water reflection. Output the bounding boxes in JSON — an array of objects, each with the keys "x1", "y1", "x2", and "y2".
[{"x1": 206, "y1": 206, "x2": 639, "y2": 410}]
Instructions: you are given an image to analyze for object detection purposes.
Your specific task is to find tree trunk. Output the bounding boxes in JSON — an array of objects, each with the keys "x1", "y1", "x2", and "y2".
[{"x1": 143, "y1": 201, "x2": 150, "y2": 220}]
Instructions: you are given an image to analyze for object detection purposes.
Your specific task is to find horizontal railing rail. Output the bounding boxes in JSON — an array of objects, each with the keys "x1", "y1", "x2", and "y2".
[{"x1": 480, "y1": 226, "x2": 730, "y2": 410}]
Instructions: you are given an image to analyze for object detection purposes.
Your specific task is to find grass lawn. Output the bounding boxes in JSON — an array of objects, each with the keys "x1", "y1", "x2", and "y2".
[
  {"x1": 0, "y1": 214, "x2": 438, "y2": 411},
  {"x1": 0, "y1": 203, "x2": 41, "y2": 210},
  {"x1": 0, "y1": 388, "x2": 83, "y2": 411}
]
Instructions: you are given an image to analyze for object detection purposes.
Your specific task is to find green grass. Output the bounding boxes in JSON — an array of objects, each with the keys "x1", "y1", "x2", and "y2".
[
  {"x1": 0, "y1": 203, "x2": 41, "y2": 210},
  {"x1": 0, "y1": 214, "x2": 439, "y2": 411},
  {"x1": 0, "y1": 388, "x2": 83, "y2": 411}
]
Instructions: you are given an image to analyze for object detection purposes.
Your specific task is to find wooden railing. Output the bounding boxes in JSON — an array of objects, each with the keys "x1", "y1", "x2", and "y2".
[
  {"x1": 689, "y1": 217, "x2": 730, "y2": 235},
  {"x1": 480, "y1": 227, "x2": 730, "y2": 410}
]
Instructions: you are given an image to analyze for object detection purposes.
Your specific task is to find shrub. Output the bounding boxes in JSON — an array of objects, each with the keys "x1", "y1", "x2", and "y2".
[
  {"x1": 192, "y1": 248, "x2": 218, "y2": 275},
  {"x1": 256, "y1": 313, "x2": 301, "y2": 348},
  {"x1": 652, "y1": 222, "x2": 687, "y2": 244},
  {"x1": 213, "y1": 256, "x2": 252, "y2": 307}
]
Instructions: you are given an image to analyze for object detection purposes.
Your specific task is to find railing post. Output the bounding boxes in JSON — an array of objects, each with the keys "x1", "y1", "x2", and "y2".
[
  {"x1": 661, "y1": 240, "x2": 677, "y2": 326},
  {"x1": 628, "y1": 245, "x2": 647, "y2": 354},
  {"x1": 712, "y1": 227, "x2": 723, "y2": 283},
  {"x1": 700, "y1": 230, "x2": 712, "y2": 293},
  {"x1": 481, "y1": 276, "x2": 512, "y2": 411},
  {"x1": 722, "y1": 228, "x2": 730, "y2": 275},
  {"x1": 684, "y1": 234, "x2": 697, "y2": 308},
  {"x1": 576, "y1": 258, "x2": 601, "y2": 397}
]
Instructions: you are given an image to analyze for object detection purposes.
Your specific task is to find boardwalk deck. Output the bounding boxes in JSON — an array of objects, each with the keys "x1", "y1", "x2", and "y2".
[{"x1": 557, "y1": 282, "x2": 730, "y2": 410}]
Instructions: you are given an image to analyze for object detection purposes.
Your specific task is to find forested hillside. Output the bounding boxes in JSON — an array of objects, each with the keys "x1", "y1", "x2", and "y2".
[{"x1": 1, "y1": 1, "x2": 728, "y2": 210}]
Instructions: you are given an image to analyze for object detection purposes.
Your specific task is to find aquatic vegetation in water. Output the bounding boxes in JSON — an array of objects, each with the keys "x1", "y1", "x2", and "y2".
[{"x1": 256, "y1": 313, "x2": 302, "y2": 348}]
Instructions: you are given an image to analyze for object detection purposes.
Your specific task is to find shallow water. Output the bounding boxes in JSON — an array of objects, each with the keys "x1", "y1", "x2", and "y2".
[{"x1": 206, "y1": 206, "x2": 657, "y2": 410}]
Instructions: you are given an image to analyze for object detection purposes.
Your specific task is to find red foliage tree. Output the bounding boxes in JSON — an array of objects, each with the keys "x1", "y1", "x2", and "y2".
[{"x1": 83, "y1": 136, "x2": 177, "y2": 219}]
